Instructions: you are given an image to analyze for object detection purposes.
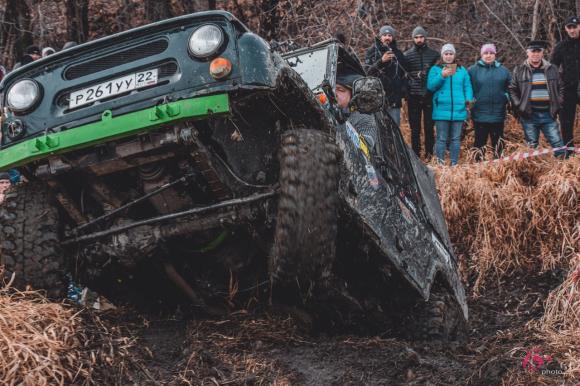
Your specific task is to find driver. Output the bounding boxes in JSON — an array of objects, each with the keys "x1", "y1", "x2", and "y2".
[{"x1": 335, "y1": 73, "x2": 379, "y2": 152}]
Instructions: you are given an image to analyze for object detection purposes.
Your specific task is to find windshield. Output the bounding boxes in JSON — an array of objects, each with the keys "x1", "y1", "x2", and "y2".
[{"x1": 285, "y1": 48, "x2": 329, "y2": 90}]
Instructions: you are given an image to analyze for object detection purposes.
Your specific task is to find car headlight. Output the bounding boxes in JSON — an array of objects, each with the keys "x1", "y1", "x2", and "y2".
[
  {"x1": 6, "y1": 79, "x2": 41, "y2": 112},
  {"x1": 189, "y1": 24, "x2": 224, "y2": 58}
]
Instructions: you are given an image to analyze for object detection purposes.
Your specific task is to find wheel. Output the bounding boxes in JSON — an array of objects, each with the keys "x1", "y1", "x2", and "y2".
[
  {"x1": 0, "y1": 182, "x2": 67, "y2": 298},
  {"x1": 270, "y1": 129, "x2": 340, "y2": 289},
  {"x1": 413, "y1": 286, "x2": 467, "y2": 342}
]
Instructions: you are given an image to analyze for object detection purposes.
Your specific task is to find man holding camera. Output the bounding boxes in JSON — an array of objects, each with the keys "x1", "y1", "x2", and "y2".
[
  {"x1": 404, "y1": 26, "x2": 439, "y2": 159},
  {"x1": 364, "y1": 25, "x2": 408, "y2": 127}
]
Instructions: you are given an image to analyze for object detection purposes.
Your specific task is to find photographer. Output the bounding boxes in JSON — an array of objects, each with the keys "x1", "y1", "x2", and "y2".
[{"x1": 364, "y1": 25, "x2": 408, "y2": 126}]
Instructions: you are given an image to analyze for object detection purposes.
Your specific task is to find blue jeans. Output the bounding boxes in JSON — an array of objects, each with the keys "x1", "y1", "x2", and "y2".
[
  {"x1": 435, "y1": 120, "x2": 463, "y2": 165},
  {"x1": 386, "y1": 107, "x2": 401, "y2": 127},
  {"x1": 520, "y1": 112, "x2": 564, "y2": 155}
]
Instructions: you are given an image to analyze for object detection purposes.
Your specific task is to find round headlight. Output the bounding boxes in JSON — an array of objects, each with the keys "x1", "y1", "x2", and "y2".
[
  {"x1": 6, "y1": 79, "x2": 41, "y2": 112},
  {"x1": 189, "y1": 24, "x2": 224, "y2": 58}
]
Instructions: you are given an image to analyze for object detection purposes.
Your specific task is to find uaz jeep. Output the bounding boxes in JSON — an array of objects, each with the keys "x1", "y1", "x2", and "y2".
[{"x1": 0, "y1": 11, "x2": 466, "y2": 339}]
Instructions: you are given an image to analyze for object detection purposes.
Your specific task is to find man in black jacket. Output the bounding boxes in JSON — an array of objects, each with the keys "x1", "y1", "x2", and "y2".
[
  {"x1": 551, "y1": 15, "x2": 580, "y2": 148},
  {"x1": 404, "y1": 26, "x2": 439, "y2": 159},
  {"x1": 364, "y1": 25, "x2": 408, "y2": 127}
]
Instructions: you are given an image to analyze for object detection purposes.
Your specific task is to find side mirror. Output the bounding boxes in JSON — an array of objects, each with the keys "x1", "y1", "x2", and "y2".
[{"x1": 350, "y1": 77, "x2": 384, "y2": 114}]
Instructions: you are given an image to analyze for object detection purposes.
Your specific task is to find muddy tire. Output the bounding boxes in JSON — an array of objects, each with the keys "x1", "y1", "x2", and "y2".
[
  {"x1": 0, "y1": 182, "x2": 66, "y2": 298},
  {"x1": 414, "y1": 287, "x2": 467, "y2": 342},
  {"x1": 270, "y1": 129, "x2": 339, "y2": 288}
]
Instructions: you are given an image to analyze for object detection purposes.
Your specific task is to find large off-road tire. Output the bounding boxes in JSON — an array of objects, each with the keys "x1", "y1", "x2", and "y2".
[
  {"x1": 413, "y1": 286, "x2": 467, "y2": 342},
  {"x1": 270, "y1": 129, "x2": 339, "y2": 289},
  {"x1": 0, "y1": 182, "x2": 67, "y2": 298}
]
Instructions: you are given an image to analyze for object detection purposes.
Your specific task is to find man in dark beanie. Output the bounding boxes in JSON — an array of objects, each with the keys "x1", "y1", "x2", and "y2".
[
  {"x1": 551, "y1": 15, "x2": 580, "y2": 150},
  {"x1": 364, "y1": 25, "x2": 408, "y2": 127},
  {"x1": 20, "y1": 45, "x2": 41, "y2": 65},
  {"x1": 404, "y1": 26, "x2": 439, "y2": 159}
]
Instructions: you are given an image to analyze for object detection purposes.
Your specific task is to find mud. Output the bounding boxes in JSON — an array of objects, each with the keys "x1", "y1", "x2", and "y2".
[{"x1": 96, "y1": 269, "x2": 570, "y2": 385}]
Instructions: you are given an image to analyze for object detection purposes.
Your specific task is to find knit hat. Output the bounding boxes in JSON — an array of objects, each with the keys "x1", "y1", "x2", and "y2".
[
  {"x1": 480, "y1": 43, "x2": 497, "y2": 55},
  {"x1": 412, "y1": 26, "x2": 427, "y2": 38},
  {"x1": 42, "y1": 47, "x2": 56, "y2": 57},
  {"x1": 379, "y1": 25, "x2": 396, "y2": 38},
  {"x1": 441, "y1": 43, "x2": 456, "y2": 55}
]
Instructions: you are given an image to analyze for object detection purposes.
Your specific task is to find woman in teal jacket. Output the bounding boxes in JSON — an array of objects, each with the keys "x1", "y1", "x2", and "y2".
[{"x1": 427, "y1": 43, "x2": 474, "y2": 165}]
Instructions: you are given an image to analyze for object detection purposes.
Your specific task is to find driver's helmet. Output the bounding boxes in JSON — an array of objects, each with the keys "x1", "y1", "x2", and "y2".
[{"x1": 335, "y1": 73, "x2": 363, "y2": 90}]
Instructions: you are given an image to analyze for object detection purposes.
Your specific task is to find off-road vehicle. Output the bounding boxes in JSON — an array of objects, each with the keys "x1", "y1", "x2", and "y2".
[{"x1": 0, "y1": 11, "x2": 466, "y2": 339}]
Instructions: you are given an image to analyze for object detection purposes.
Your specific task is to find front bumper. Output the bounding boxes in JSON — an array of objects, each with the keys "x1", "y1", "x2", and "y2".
[{"x1": 0, "y1": 93, "x2": 230, "y2": 171}]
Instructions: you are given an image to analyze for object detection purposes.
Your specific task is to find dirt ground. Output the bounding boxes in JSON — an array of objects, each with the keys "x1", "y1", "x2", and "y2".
[{"x1": 87, "y1": 267, "x2": 571, "y2": 386}]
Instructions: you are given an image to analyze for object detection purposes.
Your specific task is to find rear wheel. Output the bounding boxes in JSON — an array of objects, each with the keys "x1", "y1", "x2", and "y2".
[
  {"x1": 413, "y1": 286, "x2": 467, "y2": 342},
  {"x1": 270, "y1": 129, "x2": 339, "y2": 291},
  {"x1": 0, "y1": 182, "x2": 67, "y2": 298}
]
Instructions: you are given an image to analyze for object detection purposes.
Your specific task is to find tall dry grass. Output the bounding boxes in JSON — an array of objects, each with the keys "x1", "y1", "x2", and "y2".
[
  {"x1": 539, "y1": 253, "x2": 580, "y2": 379},
  {"x1": 399, "y1": 113, "x2": 579, "y2": 294},
  {"x1": 0, "y1": 271, "x2": 135, "y2": 385}
]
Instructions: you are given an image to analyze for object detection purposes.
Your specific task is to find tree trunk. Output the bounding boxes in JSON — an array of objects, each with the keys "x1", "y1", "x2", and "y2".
[
  {"x1": 66, "y1": 0, "x2": 90, "y2": 43},
  {"x1": 0, "y1": 0, "x2": 33, "y2": 68},
  {"x1": 259, "y1": 0, "x2": 279, "y2": 41},
  {"x1": 144, "y1": 0, "x2": 173, "y2": 23}
]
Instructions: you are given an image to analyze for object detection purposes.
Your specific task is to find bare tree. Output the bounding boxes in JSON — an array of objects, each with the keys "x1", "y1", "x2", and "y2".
[
  {"x1": 144, "y1": 0, "x2": 172, "y2": 23},
  {"x1": 66, "y1": 0, "x2": 89, "y2": 43},
  {"x1": 0, "y1": 0, "x2": 32, "y2": 67}
]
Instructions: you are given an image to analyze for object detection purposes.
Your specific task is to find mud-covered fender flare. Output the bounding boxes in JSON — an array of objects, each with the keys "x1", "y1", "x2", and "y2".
[{"x1": 237, "y1": 32, "x2": 280, "y2": 86}]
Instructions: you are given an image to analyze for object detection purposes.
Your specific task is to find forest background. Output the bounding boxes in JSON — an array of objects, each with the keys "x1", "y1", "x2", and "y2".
[{"x1": 0, "y1": 0, "x2": 578, "y2": 70}]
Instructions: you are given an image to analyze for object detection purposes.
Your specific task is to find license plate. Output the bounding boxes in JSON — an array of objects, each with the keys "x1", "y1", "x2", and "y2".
[{"x1": 69, "y1": 69, "x2": 158, "y2": 108}]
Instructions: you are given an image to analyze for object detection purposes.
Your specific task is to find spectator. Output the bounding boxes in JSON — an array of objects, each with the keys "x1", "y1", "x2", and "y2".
[
  {"x1": 19, "y1": 45, "x2": 42, "y2": 66},
  {"x1": 427, "y1": 43, "x2": 473, "y2": 166},
  {"x1": 509, "y1": 41, "x2": 565, "y2": 157},
  {"x1": 468, "y1": 43, "x2": 511, "y2": 160},
  {"x1": 0, "y1": 65, "x2": 6, "y2": 82},
  {"x1": 42, "y1": 47, "x2": 56, "y2": 57},
  {"x1": 364, "y1": 25, "x2": 408, "y2": 126},
  {"x1": 0, "y1": 172, "x2": 10, "y2": 203},
  {"x1": 404, "y1": 26, "x2": 439, "y2": 159},
  {"x1": 336, "y1": 73, "x2": 379, "y2": 152},
  {"x1": 551, "y1": 15, "x2": 580, "y2": 150}
]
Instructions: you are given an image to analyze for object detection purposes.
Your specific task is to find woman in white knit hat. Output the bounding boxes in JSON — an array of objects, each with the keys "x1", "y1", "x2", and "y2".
[{"x1": 427, "y1": 43, "x2": 473, "y2": 165}]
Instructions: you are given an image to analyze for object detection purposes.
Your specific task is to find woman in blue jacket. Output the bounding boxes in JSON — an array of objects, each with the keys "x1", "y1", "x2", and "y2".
[
  {"x1": 468, "y1": 44, "x2": 511, "y2": 160},
  {"x1": 427, "y1": 43, "x2": 474, "y2": 165}
]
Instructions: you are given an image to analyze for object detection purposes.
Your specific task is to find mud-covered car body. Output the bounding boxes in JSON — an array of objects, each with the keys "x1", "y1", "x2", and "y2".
[
  {"x1": 0, "y1": 11, "x2": 466, "y2": 326},
  {"x1": 283, "y1": 42, "x2": 467, "y2": 320}
]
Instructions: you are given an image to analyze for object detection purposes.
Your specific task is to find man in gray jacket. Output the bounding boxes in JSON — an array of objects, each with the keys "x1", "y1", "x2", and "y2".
[{"x1": 509, "y1": 41, "x2": 565, "y2": 156}]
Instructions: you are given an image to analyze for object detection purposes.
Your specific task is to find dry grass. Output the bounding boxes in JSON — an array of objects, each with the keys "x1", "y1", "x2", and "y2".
[
  {"x1": 398, "y1": 113, "x2": 580, "y2": 294},
  {"x1": 434, "y1": 153, "x2": 579, "y2": 294},
  {"x1": 0, "y1": 270, "x2": 137, "y2": 385},
  {"x1": 539, "y1": 253, "x2": 580, "y2": 379}
]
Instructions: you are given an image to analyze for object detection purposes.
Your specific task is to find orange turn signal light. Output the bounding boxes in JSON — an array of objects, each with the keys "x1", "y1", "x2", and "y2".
[
  {"x1": 316, "y1": 92, "x2": 328, "y2": 105},
  {"x1": 209, "y1": 57, "x2": 232, "y2": 79}
]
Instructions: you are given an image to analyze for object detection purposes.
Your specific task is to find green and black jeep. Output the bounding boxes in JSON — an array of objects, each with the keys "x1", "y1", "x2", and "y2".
[{"x1": 0, "y1": 11, "x2": 466, "y2": 339}]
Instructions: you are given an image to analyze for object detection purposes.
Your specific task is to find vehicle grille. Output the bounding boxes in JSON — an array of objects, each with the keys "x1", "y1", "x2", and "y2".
[{"x1": 64, "y1": 39, "x2": 169, "y2": 80}]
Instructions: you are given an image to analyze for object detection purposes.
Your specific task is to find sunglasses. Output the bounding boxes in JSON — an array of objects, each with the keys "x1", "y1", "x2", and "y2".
[{"x1": 529, "y1": 48, "x2": 543, "y2": 53}]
